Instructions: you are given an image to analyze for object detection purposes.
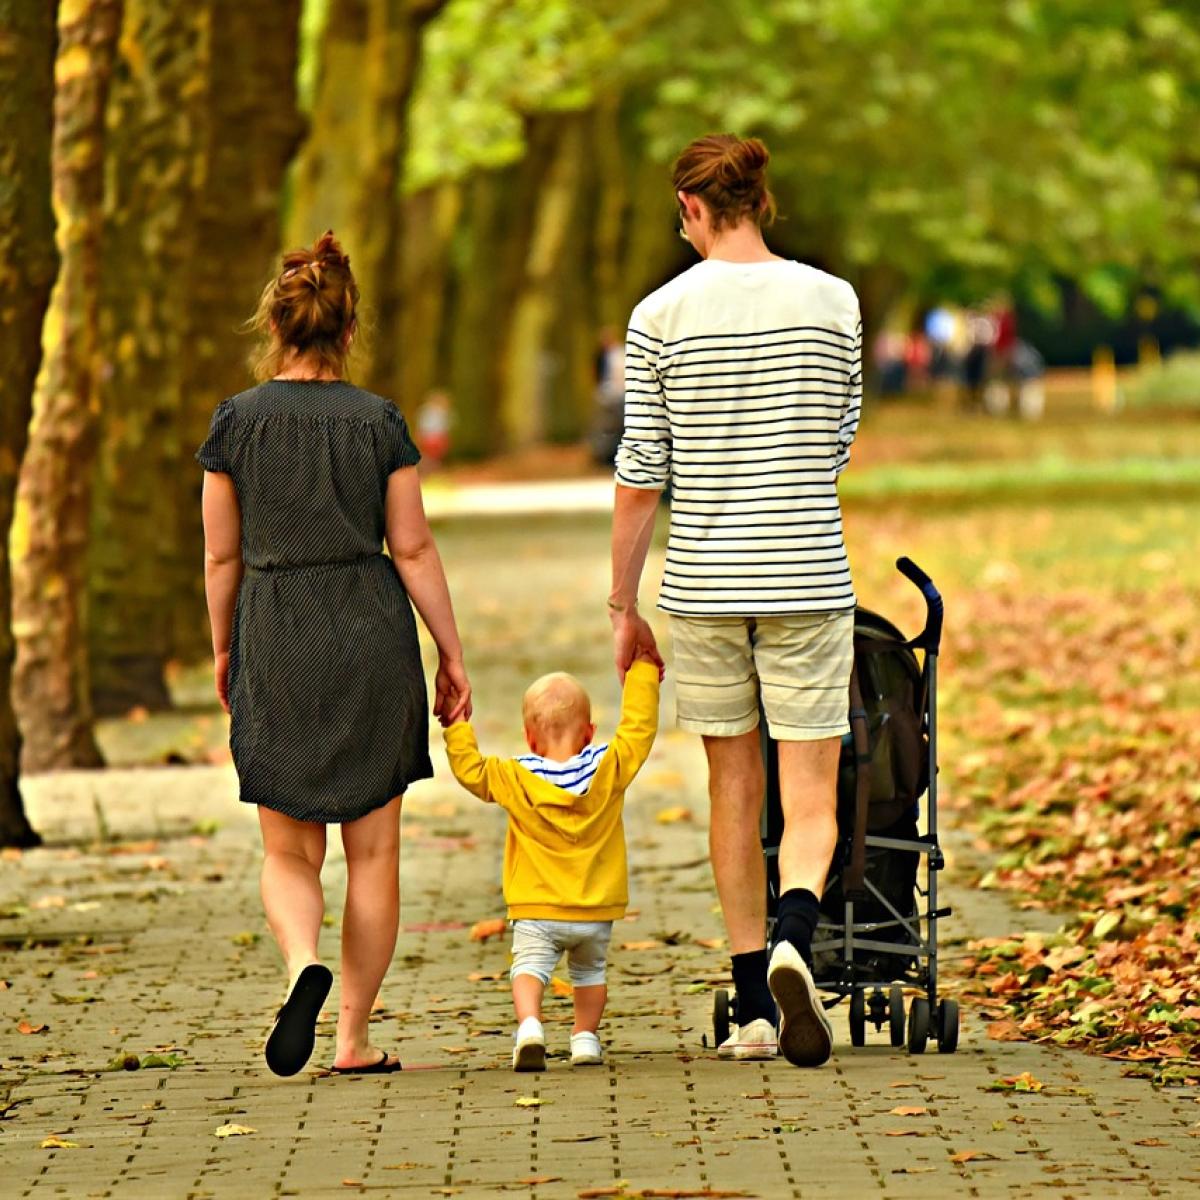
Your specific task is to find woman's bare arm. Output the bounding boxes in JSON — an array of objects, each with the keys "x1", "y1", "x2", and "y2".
[
  {"x1": 201, "y1": 471, "x2": 243, "y2": 712},
  {"x1": 384, "y1": 466, "x2": 471, "y2": 723}
]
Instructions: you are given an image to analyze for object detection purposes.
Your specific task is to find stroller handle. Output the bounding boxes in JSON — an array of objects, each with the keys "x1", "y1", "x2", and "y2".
[{"x1": 896, "y1": 557, "x2": 943, "y2": 653}]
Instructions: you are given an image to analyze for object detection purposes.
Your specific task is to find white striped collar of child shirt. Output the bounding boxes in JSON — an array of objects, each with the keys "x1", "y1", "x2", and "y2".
[{"x1": 514, "y1": 742, "x2": 610, "y2": 795}]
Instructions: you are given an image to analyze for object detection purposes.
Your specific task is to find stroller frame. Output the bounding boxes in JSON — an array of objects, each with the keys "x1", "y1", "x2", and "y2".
[{"x1": 711, "y1": 558, "x2": 958, "y2": 1054}]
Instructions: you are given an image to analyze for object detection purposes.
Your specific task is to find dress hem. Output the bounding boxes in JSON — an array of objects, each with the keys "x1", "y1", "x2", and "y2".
[{"x1": 239, "y1": 761, "x2": 434, "y2": 825}]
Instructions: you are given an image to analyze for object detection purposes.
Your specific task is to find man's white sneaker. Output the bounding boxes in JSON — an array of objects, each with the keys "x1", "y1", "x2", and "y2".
[
  {"x1": 570, "y1": 1031, "x2": 604, "y2": 1066},
  {"x1": 768, "y1": 940, "x2": 833, "y2": 1067},
  {"x1": 513, "y1": 1017, "x2": 546, "y2": 1071},
  {"x1": 716, "y1": 1017, "x2": 778, "y2": 1060}
]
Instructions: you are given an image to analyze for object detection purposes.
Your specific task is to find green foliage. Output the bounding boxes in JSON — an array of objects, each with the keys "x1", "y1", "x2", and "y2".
[
  {"x1": 406, "y1": 0, "x2": 628, "y2": 189},
  {"x1": 409, "y1": 0, "x2": 1200, "y2": 308},
  {"x1": 630, "y1": 0, "x2": 1200, "y2": 306},
  {"x1": 1123, "y1": 350, "x2": 1200, "y2": 410}
]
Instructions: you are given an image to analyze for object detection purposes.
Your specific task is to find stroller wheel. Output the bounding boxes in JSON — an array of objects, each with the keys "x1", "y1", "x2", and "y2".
[
  {"x1": 848, "y1": 989, "x2": 866, "y2": 1047},
  {"x1": 888, "y1": 984, "x2": 906, "y2": 1047},
  {"x1": 907, "y1": 997, "x2": 930, "y2": 1054},
  {"x1": 713, "y1": 988, "x2": 732, "y2": 1048},
  {"x1": 936, "y1": 998, "x2": 960, "y2": 1054}
]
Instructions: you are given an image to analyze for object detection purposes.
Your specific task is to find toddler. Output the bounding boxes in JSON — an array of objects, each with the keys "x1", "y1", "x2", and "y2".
[{"x1": 444, "y1": 657, "x2": 660, "y2": 1070}]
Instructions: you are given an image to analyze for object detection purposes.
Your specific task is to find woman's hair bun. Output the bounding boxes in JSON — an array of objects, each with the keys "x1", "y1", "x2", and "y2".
[{"x1": 249, "y1": 230, "x2": 361, "y2": 381}]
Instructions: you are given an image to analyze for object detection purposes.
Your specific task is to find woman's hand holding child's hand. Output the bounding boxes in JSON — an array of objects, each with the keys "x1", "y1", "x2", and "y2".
[{"x1": 434, "y1": 655, "x2": 473, "y2": 727}]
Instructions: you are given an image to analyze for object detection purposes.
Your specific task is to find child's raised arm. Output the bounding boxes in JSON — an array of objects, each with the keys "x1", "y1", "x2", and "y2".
[{"x1": 606, "y1": 659, "x2": 661, "y2": 789}]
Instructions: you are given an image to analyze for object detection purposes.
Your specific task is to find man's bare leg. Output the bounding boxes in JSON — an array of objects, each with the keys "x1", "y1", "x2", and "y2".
[
  {"x1": 704, "y1": 730, "x2": 776, "y2": 1044},
  {"x1": 769, "y1": 734, "x2": 841, "y2": 1067},
  {"x1": 703, "y1": 729, "x2": 766, "y2": 954}
]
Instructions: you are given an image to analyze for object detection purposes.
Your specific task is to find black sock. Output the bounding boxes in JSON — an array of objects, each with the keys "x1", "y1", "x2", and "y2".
[
  {"x1": 775, "y1": 888, "x2": 821, "y2": 966},
  {"x1": 731, "y1": 950, "x2": 776, "y2": 1025}
]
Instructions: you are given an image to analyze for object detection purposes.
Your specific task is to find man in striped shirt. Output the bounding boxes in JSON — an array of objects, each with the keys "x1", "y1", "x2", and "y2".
[{"x1": 609, "y1": 134, "x2": 861, "y2": 1069}]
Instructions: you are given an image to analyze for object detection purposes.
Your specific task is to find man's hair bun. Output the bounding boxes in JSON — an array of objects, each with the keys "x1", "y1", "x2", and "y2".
[{"x1": 673, "y1": 134, "x2": 777, "y2": 231}]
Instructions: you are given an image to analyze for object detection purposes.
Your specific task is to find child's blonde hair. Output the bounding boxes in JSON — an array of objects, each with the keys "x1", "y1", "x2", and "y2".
[{"x1": 522, "y1": 673, "x2": 591, "y2": 740}]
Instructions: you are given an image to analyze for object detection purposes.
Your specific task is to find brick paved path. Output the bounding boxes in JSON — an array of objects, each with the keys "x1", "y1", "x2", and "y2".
[{"x1": 3, "y1": 512, "x2": 1198, "y2": 1198}]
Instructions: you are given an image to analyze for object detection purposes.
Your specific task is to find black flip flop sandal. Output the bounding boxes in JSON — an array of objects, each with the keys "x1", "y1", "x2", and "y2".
[
  {"x1": 265, "y1": 963, "x2": 333, "y2": 1077},
  {"x1": 329, "y1": 1051, "x2": 402, "y2": 1075}
]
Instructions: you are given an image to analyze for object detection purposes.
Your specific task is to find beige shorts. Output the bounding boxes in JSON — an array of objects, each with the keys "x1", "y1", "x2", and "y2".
[{"x1": 670, "y1": 611, "x2": 854, "y2": 741}]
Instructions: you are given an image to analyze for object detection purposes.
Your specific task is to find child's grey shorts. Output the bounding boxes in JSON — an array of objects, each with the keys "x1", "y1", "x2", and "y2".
[{"x1": 510, "y1": 919, "x2": 613, "y2": 987}]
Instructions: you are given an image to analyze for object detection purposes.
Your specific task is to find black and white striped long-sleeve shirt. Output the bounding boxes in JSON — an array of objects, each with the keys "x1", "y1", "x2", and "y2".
[{"x1": 615, "y1": 258, "x2": 861, "y2": 616}]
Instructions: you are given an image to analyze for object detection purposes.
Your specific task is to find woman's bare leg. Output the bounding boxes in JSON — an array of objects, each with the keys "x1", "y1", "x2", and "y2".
[
  {"x1": 335, "y1": 795, "x2": 403, "y2": 1067},
  {"x1": 258, "y1": 807, "x2": 327, "y2": 987}
]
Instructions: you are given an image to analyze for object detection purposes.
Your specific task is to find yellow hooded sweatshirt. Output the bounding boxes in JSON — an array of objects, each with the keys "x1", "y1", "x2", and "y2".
[{"x1": 443, "y1": 660, "x2": 659, "y2": 921}]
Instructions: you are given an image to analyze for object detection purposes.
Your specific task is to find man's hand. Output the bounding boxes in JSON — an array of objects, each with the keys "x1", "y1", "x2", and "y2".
[{"x1": 611, "y1": 609, "x2": 664, "y2": 683}]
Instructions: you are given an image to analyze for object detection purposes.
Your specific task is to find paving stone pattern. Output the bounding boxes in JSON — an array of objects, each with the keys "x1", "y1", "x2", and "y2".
[{"x1": 3, "y1": 511, "x2": 1199, "y2": 1198}]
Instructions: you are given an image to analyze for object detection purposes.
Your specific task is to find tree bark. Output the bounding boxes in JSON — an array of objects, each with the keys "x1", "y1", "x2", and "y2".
[
  {"x1": 13, "y1": 0, "x2": 122, "y2": 773},
  {"x1": 356, "y1": 0, "x2": 448, "y2": 399},
  {"x1": 286, "y1": 0, "x2": 369, "y2": 249},
  {"x1": 397, "y1": 182, "x2": 461, "y2": 414},
  {"x1": 447, "y1": 146, "x2": 544, "y2": 459},
  {"x1": 288, "y1": 0, "x2": 447, "y2": 400},
  {"x1": 500, "y1": 112, "x2": 588, "y2": 449},
  {"x1": 0, "y1": 0, "x2": 59, "y2": 845},
  {"x1": 88, "y1": 0, "x2": 206, "y2": 716},
  {"x1": 169, "y1": 0, "x2": 304, "y2": 667}
]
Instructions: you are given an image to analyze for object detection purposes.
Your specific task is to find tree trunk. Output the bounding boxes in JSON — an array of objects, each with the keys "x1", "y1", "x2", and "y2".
[
  {"x1": 355, "y1": 0, "x2": 448, "y2": 399},
  {"x1": 447, "y1": 148, "x2": 543, "y2": 459},
  {"x1": 168, "y1": 0, "x2": 304, "y2": 668},
  {"x1": 288, "y1": 0, "x2": 447, "y2": 400},
  {"x1": 397, "y1": 182, "x2": 461, "y2": 414},
  {"x1": 500, "y1": 113, "x2": 588, "y2": 449},
  {"x1": 0, "y1": 0, "x2": 59, "y2": 845},
  {"x1": 13, "y1": 0, "x2": 122, "y2": 773},
  {"x1": 88, "y1": 0, "x2": 206, "y2": 716},
  {"x1": 286, "y1": 0, "x2": 369, "y2": 248}
]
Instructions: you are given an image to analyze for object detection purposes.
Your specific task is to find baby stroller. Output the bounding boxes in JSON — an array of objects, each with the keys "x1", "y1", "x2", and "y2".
[{"x1": 711, "y1": 558, "x2": 958, "y2": 1054}]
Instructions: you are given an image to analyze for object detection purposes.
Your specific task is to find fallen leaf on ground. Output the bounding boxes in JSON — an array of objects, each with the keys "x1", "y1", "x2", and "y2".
[
  {"x1": 514, "y1": 1096, "x2": 548, "y2": 1107},
  {"x1": 986, "y1": 1072, "x2": 1043, "y2": 1093},
  {"x1": 620, "y1": 940, "x2": 662, "y2": 952},
  {"x1": 214, "y1": 1123, "x2": 256, "y2": 1137},
  {"x1": 550, "y1": 976, "x2": 574, "y2": 997},
  {"x1": 382, "y1": 1162, "x2": 431, "y2": 1170},
  {"x1": 17, "y1": 1021, "x2": 48, "y2": 1035},
  {"x1": 655, "y1": 806, "x2": 693, "y2": 824},
  {"x1": 893, "y1": 1167, "x2": 937, "y2": 1174},
  {"x1": 1135, "y1": 1138, "x2": 1169, "y2": 1147},
  {"x1": 889, "y1": 1106, "x2": 929, "y2": 1116},
  {"x1": 41, "y1": 1136, "x2": 78, "y2": 1149},
  {"x1": 694, "y1": 938, "x2": 725, "y2": 950},
  {"x1": 985, "y1": 1019, "x2": 1022, "y2": 1041},
  {"x1": 885, "y1": 1128, "x2": 928, "y2": 1137},
  {"x1": 469, "y1": 918, "x2": 507, "y2": 942},
  {"x1": 518, "y1": 1178, "x2": 563, "y2": 1186},
  {"x1": 949, "y1": 1150, "x2": 999, "y2": 1164}
]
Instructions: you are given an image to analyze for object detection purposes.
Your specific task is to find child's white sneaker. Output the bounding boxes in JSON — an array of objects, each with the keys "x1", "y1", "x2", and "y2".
[
  {"x1": 513, "y1": 1017, "x2": 546, "y2": 1071},
  {"x1": 570, "y1": 1031, "x2": 603, "y2": 1066}
]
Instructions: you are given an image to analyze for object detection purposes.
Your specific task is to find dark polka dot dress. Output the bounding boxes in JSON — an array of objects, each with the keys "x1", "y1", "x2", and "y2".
[{"x1": 195, "y1": 380, "x2": 433, "y2": 823}]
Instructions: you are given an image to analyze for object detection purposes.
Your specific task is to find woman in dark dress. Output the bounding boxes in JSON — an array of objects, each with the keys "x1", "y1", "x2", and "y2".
[{"x1": 196, "y1": 232, "x2": 471, "y2": 1076}]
